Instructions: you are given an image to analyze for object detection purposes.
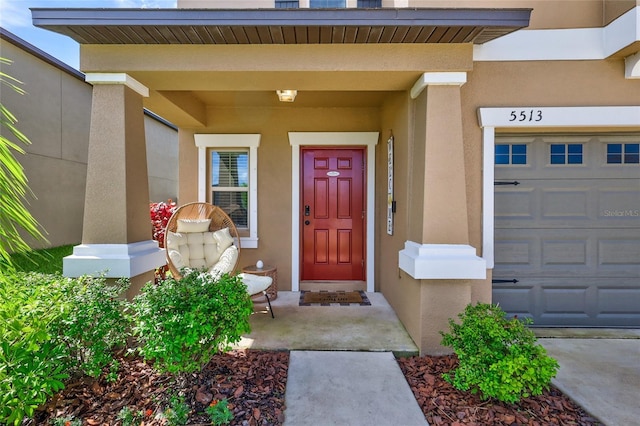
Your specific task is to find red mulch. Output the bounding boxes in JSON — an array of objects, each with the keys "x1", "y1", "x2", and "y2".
[
  {"x1": 31, "y1": 351, "x2": 289, "y2": 426},
  {"x1": 398, "y1": 354, "x2": 603, "y2": 426},
  {"x1": 31, "y1": 351, "x2": 602, "y2": 426}
]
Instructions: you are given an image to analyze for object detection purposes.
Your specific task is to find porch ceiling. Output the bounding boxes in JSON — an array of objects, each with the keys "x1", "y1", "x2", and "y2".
[{"x1": 32, "y1": 8, "x2": 531, "y2": 45}]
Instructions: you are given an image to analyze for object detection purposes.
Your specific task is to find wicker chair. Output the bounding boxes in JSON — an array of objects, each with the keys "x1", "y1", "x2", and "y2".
[{"x1": 164, "y1": 202, "x2": 274, "y2": 317}]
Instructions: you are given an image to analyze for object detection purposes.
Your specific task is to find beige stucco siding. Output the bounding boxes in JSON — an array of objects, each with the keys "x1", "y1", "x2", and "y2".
[
  {"x1": 378, "y1": 92, "x2": 424, "y2": 342},
  {"x1": 1, "y1": 40, "x2": 90, "y2": 249},
  {"x1": 464, "y1": 59, "x2": 640, "y2": 120},
  {"x1": 180, "y1": 0, "x2": 636, "y2": 26},
  {"x1": 178, "y1": 105, "x2": 381, "y2": 289},
  {"x1": 410, "y1": 0, "x2": 633, "y2": 29},
  {"x1": 1, "y1": 34, "x2": 179, "y2": 250},
  {"x1": 146, "y1": 117, "x2": 179, "y2": 203}
]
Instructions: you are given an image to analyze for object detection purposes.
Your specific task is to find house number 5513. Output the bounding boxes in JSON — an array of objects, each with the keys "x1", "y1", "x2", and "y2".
[{"x1": 509, "y1": 109, "x2": 543, "y2": 122}]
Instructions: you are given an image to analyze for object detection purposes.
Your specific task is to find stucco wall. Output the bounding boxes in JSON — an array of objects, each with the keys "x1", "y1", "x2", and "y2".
[
  {"x1": 146, "y1": 114, "x2": 179, "y2": 204},
  {"x1": 179, "y1": 0, "x2": 637, "y2": 26},
  {"x1": 1, "y1": 39, "x2": 90, "y2": 249},
  {"x1": 178, "y1": 104, "x2": 381, "y2": 290},
  {"x1": 1, "y1": 33, "x2": 178, "y2": 249},
  {"x1": 377, "y1": 92, "x2": 424, "y2": 344},
  {"x1": 179, "y1": 0, "x2": 275, "y2": 7}
]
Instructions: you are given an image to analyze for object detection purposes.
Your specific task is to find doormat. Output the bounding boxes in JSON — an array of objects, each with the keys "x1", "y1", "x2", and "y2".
[{"x1": 299, "y1": 290, "x2": 371, "y2": 306}]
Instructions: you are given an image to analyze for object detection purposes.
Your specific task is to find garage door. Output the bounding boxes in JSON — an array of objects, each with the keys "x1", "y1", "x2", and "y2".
[{"x1": 493, "y1": 134, "x2": 640, "y2": 326}]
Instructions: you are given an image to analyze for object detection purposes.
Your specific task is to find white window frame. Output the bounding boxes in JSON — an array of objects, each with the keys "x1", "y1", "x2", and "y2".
[{"x1": 195, "y1": 134, "x2": 260, "y2": 248}]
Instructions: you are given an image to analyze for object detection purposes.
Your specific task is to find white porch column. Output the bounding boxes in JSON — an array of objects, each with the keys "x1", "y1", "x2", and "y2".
[{"x1": 64, "y1": 73, "x2": 165, "y2": 297}]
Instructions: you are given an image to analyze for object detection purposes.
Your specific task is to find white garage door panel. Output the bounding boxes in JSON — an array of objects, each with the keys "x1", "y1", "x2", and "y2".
[{"x1": 493, "y1": 134, "x2": 640, "y2": 327}]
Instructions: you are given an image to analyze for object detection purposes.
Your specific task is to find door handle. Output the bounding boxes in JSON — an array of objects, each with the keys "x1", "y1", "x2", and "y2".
[
  {"x1": 304, "y1": 220, "x2": 310, "y2": 225},
  {"x1": 304, "y1": 205, "x2": 310, "y2": 216}
]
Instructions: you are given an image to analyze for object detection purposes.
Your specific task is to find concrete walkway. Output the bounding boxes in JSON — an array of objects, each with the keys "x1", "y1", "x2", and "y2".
[
  {"x1": 283, "y1": 351, "x2": 428, "y2": 426},
  {"x1": 236, "y1": 293, "x2": 640, "y2": 426},
  {"x1": 539, "y1": 338, "x2": 640, "y2": 426}
]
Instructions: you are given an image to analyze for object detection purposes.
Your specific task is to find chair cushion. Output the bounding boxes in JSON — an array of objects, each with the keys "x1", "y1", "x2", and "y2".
[
  {"x1": 208, "y1": 245, "x2": 239, "y2": 278},
  {"x1": 238, "y1": 273, "x2": 272, "y2": 296},
  {"x1": 177, "y1": 218, "x2": 211, "y2": 233},
  {"x1": 213, "y1": 227, "x2": 234, "y2": 250},
  {"x1": 166, "y1": 231, "x2": 190, "y2": 270},
  {"x1": 166, "y1": 231, "x2": 187, "y2": 250},
  {"x1": 168, "y1": 249, "x2": 186, "y2": 270}
]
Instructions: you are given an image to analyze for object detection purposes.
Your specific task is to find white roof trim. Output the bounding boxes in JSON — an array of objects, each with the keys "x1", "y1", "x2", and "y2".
[{"x1": 474, "y1": 6, "x2": 639, "y2": 62}]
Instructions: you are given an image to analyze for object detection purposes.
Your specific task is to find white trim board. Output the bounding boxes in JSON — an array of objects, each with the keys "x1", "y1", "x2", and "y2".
[
  {"x1": 478, "y1": 105, "x2": 640, "y2": 269},
  {"x1": 288, "y1": 132, "x2": 379, "y2": 292},
  {"x1": 474, "y1": 6, "x2": 639, "y2": 62}
]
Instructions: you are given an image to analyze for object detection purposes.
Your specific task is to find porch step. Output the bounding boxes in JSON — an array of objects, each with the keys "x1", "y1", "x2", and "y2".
[{"x1": 283, "y1": 351, "x2": 429, "y2": 426}]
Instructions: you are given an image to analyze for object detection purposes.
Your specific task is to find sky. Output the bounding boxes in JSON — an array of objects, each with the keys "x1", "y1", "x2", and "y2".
[{"x1": 1, "y1": 0, "x2": 177, "y2": 70}]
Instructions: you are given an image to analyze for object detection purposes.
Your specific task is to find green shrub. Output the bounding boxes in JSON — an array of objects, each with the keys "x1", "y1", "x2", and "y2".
[
  {"x1": 0, "y1": 272, "x2": 130, "y2": 425},
  {"x1": 52, "y1": 276, "x2": 130, "y2": 378},
  {"x1": 130, "y1": 270, "x2": 253, "y2": 374},
  {"x1": 0, "y1": 273, "x2": 71, "y2": 425},
  {"x1": 440, "y1": 302, "x2": 559, "y2": 403}
]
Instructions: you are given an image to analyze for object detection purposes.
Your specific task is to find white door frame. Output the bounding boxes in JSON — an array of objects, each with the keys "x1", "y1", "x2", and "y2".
[
  {"x1": 289, "y1": 132, "x2": 379, "y2": 292},
  {"x1": 478, "y1": 106, "x2": 640, "y2": 269}
]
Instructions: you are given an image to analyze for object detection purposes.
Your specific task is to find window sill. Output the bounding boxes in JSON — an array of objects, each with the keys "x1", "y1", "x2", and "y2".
[{"x1": 240, "y1": 237, "x2": 259, "y2": 249}]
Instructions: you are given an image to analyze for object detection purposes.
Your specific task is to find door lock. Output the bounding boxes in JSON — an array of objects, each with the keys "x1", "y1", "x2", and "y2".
[{"x1": 304, "y1": 205, "x2": 310, "y2": 216}]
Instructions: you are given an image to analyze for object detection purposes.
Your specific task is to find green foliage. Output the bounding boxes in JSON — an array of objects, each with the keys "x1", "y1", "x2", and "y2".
[
  {"x1": 117, "y1": 406, "x2": 144, "y2": 426},
  {"x1": 130, "y1": 270, "x2": 253, "y2": 374},
  {"x1": 205, "y1": 398, "x2": 234, "y2": 426},
  {"x1": 10, "y1": 244, "x2": 74, "y2": 274},
  {"x1": 0, "y1": 273, "x2": 129, "y2": 425},
  {"x1": 163, "y1": 393, "x2": 190, "y2": 426},
  {"x1": 0, "y1": 57, "x2": 47, "y2": 268},
  {"x1": 440, "y1": 302, "x2": 559, "y2": 404},
  {"x1": 0, "y1": 273, "x2": 72, "y2": 425},
  {"x1": 51, "y1": 416, "x2": 82, "y2": 426},
  {"x1": 52, "y1": 276, "x2": 130, "y2": 378}
]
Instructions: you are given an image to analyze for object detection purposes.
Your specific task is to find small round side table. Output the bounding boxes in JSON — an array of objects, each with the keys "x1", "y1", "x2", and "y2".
[{"x1": 242, "y1": 264, "x2": 278, "y2": 301}]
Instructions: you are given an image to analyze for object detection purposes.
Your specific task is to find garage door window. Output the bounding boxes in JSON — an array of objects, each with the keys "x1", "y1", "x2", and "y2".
[
  {"x1": 550, "y1": 143, "x2": 583, "y2": 165},
  {"x1": 607, "y1": 143, "x2": 640, "y2": 164},
  {"x1": 495, "y1": 144, "x2": 527, "y2": 165}
]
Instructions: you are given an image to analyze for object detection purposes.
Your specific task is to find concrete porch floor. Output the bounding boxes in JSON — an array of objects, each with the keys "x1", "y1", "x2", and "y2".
[{"x1": 232, "y1": 291, "x2": 419, "y2": 356}]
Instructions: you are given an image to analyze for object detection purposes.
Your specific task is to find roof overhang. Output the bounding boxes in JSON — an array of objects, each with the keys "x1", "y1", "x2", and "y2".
[{"x1": 32, "y1": 8, "x2": 531, "y2": 45}]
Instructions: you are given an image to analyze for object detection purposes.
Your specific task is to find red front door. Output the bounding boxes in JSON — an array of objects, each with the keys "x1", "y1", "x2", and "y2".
[{"x1": 301, "y1": 147, "x2": 365, "y2": 281}]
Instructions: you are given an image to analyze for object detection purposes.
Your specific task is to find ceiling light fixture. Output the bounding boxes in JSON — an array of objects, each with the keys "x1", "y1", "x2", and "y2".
[{"x1": 276, "y1": 89, "x2": 297, "y2": 102}]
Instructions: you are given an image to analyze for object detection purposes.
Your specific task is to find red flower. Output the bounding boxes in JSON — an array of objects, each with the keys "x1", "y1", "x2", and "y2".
[{"x1": 145, "y1": 409, "x2": 153, "y2": 417}]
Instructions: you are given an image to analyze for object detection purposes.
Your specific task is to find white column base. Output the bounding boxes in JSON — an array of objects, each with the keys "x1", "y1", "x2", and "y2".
[
  {"x1": 63, "y1": 240, "x2": 166, "y2": 278},
  {"x1": 399, "y1": 241, "x2": 487, "y2": 280}
]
